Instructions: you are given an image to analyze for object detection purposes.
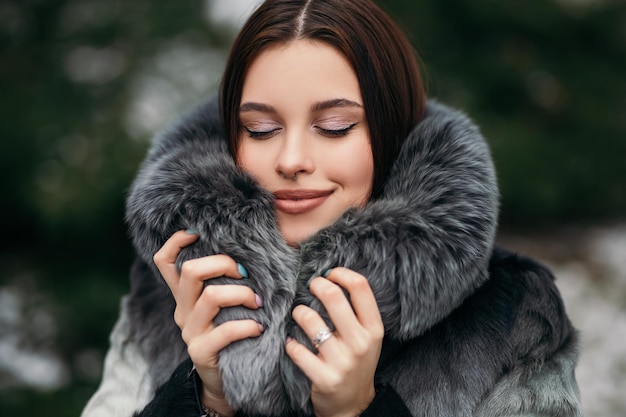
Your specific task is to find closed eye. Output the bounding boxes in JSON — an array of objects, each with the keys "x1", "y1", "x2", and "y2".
[
  {"x1": 244, "y1": 126, "x2": 281, "y2": 139},
  {"x1": 316, "y1": 123, "x2": 358, "y2": 138}
]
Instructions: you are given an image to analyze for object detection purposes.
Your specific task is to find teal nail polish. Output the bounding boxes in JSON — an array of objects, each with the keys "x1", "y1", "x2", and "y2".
[
  {"x1": 322, "y1": 269, "x2": 331, "y2": 278},
  {"x1": 185, "y1": 228, "x2": 198, "y2": 235},
  {"x1": 237, "y1": 263, "x2": 249, "y2": 278}
]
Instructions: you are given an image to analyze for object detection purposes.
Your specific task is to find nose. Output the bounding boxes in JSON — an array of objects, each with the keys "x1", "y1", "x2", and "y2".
[{"x1": 275, "y1": 130, "x2": 315, "y2": 180}]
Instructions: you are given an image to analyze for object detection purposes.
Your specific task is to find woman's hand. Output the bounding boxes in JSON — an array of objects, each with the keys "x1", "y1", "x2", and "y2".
[
  {"x1": 153, "y1": 230, "x2": 264, "y2": 417},
  {"x1": 285, "y1": 267, "x2": 384, "y2": 417}
]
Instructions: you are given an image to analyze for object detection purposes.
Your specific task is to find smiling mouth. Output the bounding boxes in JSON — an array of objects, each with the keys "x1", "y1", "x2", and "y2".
[{"x1": 273, "y1": 189, "x2": 333, "y2": 214}]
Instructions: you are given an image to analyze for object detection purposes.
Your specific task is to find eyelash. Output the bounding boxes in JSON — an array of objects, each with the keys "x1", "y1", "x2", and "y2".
[
  {"x1": 244, "y1": 123, "x2": 357, "y2": 139},
  {"x1": 244, "y1": 126, "x2": 280, "y2": 139},
  {"x1": 316, "y1": 123, "x2": 358, "y2": 137}
]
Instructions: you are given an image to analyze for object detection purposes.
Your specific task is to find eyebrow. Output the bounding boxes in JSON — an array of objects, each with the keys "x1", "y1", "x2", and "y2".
[
  {"x1": 239, "y1": 98, "x2": 363, "y2": 113},
  {"x1": 311, "y1": 98, "x2": 363, "y2": 112},
  {"x1": 239, "y1": 102, "x2": 276, "y2": 113}
]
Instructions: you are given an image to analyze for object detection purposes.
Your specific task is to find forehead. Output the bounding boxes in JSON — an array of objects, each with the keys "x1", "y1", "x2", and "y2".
[{"x1": 240, "y1": 40, "x2": 362, "y2": 106}]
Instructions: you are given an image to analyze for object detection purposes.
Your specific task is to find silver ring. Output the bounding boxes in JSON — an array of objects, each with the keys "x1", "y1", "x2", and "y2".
[{"x1": 311, "y1": 326, "x2": 334, "y2": 349}]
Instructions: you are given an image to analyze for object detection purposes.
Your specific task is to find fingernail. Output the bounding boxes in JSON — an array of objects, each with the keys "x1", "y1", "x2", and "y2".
[
  {"x1": 322, "y1": 269, "x2": 332, "y2": 278},
  {"x1": 258, "y1": 322, "x2": 265, "y2": 333},
  {"x1": 237, "y1": 263, "x2": 249, "y2": 278},
  {"x1": 185, "y1": 228, "x2": 198, "y2": 235},
  {"x1": 286, "y1": 336, "x2": 293, "y2": 345},
  {"x1": 255, "y1": 293, "x2": 264, "y2": 308}
]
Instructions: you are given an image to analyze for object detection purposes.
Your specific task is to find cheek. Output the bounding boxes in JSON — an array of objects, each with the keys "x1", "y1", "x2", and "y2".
[
  {"x1": 236, "y1": 141, "x2": 262, "y2": 178},
  {"x1": 353, "y1": 157, "x2": 375, "y2": 203},
  {"x1": 332, "y1": 140, "x2": 374, "y2": 203}
]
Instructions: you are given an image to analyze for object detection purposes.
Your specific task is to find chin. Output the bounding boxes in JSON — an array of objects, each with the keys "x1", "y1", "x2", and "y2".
[
  {"x1": 283, "y1": 232, "x2": 312, "y2": 248},
  {"x1": 281, "y1": 225, "x2": 322, "y2": 248}
]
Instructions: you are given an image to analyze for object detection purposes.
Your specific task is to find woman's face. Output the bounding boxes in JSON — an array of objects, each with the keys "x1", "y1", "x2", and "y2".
[{"x1": 237, "y1": 40, "x2": 374, "y2": 246}]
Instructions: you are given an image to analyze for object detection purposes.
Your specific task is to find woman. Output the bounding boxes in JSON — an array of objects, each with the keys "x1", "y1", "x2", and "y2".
[{"x1": 82, "y1": 0, "x2": 582, "y2": 416}]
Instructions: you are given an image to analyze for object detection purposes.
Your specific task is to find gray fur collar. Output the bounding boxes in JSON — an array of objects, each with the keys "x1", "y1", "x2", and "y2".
[{"x1": 125, "y1": 95, "x2": 499, "y2": 415}]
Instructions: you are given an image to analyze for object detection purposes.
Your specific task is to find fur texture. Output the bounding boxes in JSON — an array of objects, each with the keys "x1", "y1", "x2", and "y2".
[
  {"x1": 124, "y1": 95, "x2": 523, "y2": 415},
  {"x1": 380, "y1": 248, "x2": 581, "y2": 416}
]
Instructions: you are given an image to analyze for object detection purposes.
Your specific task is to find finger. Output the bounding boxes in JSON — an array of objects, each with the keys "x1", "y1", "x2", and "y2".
[
  {"x1": 188, "y1": 320, "x2": 265, "y2": 366},
  {"x1": 177, "y1": 255, "x2": 248, "y2": 323},
  {"x1": 291, "y1": 304, "x2": 338, "y2": 352},
  {"x1": 181, "y1": 285, "x2": 262, "y2": 343},
  {"x1": 308, "y1": 276, "x2": 363, "y2": 340},
  {"x1": 285, "y1": 337, "x2": 330, "y2": 386},
  {"x1": 181, "y1": 253, "x2": 247, "y2": 282},
  {"x1": 153, "y1": 230, "x2": 199, "y2": 289},
  {"x1": 323, "y1": 268, "x2": 383, "y2": 331}
]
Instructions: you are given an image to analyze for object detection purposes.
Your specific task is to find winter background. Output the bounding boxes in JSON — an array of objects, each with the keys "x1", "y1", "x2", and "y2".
[{"x1": 1, "y1": 0, "x2": 624, "y2": 416}]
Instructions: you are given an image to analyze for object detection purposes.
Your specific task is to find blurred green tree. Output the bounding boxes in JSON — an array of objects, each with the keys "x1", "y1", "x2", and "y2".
[
  {"x1": 380, "y1": 0, "x2": 626, "y2": 226},
  {"x1": 0, "y1": 0, "x2": 230, "y2": 414}
]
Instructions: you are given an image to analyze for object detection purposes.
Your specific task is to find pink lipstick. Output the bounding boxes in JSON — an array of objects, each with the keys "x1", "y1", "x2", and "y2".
[{"x1": 273, "y1": 189, "x2": 332, "y2": 214}]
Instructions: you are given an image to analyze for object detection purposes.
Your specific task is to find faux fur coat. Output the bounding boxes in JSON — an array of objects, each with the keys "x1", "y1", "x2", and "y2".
[{"x1": 81, "y1": 96, "x2": 582, "y2": 417}]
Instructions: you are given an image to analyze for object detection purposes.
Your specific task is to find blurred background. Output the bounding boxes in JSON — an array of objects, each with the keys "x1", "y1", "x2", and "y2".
[{"x1": 0, "y1": 0, "x2": 624, "y2": 415}]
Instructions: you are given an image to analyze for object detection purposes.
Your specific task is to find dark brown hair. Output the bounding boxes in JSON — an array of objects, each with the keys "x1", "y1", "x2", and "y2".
[{"x1": 220, "y1": 0, "x2": 425, "y2": 199}]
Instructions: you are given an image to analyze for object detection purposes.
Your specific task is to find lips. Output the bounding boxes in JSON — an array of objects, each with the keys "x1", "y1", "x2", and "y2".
[{"x1": 273, "y1": 189, "x2": 333, "y2": 215}]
